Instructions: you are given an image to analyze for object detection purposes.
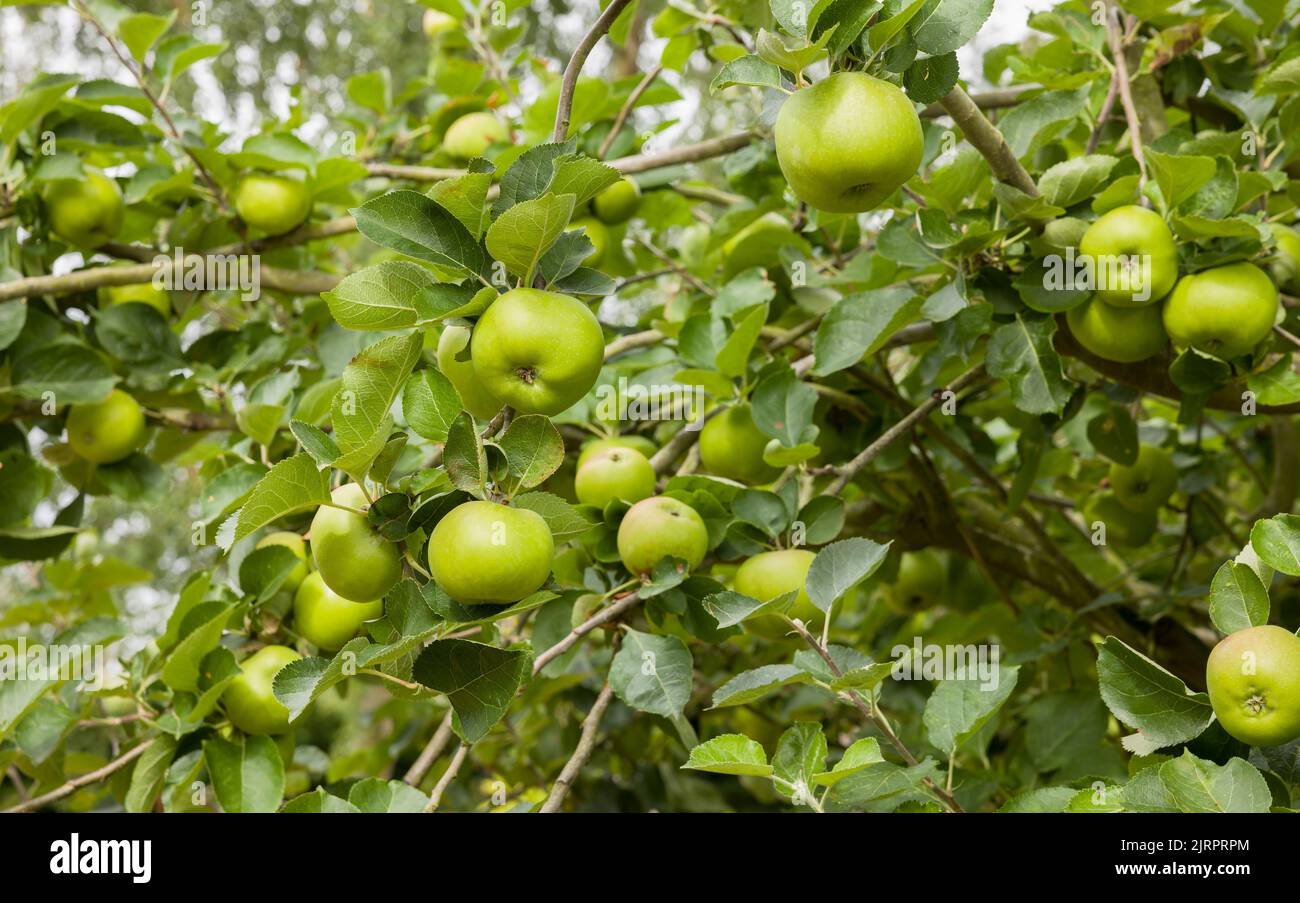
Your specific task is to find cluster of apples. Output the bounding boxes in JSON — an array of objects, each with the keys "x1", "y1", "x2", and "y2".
[
  {"x1": 1066, "y1": 205, "x2": 1282, "y2": 364},
  {"x1": 1083, "y1": 444, "x2": 1177, "y2": 549}
]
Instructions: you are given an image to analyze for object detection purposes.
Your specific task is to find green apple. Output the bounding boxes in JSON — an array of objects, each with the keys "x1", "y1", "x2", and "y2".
[
  {"x1": 592, "y1": 178, "x2": 641, "y2": 225},
  {"x1": 436, "y1": 324, "x2": 503, "y2": 419},
  {"x1": 470, "y1": 288, "x2": 605, "y2": 415},
  {"x1": 66, "y1": 388, "x2": 147, "y2": 464},
  {"x1": 735, "y1": 549, "x2": 826, "y2": 640},
  {"x1": 1109, "y1": 445, "x2": 1176, "y2": 514},
  {"x1": 442, "y1": 111, "x2": 508, "y2": 159},
  {"x1": 1206, "y1": 625, "x2": 1300, "y2": 747},
  {"x1": 233, "y1": 173, "x2": 313, "y2": 236},
  {"x1": 1082, "y1": 492, "x2": 1157, "y2": 548},
  {"x1": 774, "y1": 71, "x2": 923, "y2": 214},
  {"x1": 1269, "y1": 225, "x2": 1300, "y2": 294},
  {"x1": 719, "y1": 212, "x2": 808, "y2": 280},
  {"x1": 698, "y1": 404, "x2": 781, "y2": 485},
  {"x1": 43, "y1": 168, "x2": 124, "y2": 248},
  {"x1": 574, "y1": 446, "x2": 655, "y2": 508},
  {"x1": 888, "y1": 549, "x2": 947, "y2": 611},
  {"x1": 293, "y1": 571, "x2": 383, "y2": 650},
  {"x1": 1079, "y1": 205, "x2": 1178, "y2": 307},
  {"x1": 422, "y1": 7, "x2": 459, "y2": 37},
  {"x1": 1066, "y1": 297, "x2": 1167, "y2": 363},
  {"x1": 577, "y1": 435, "x2": 658, "y2": 468},
  {"x1": 97, "y1": 280, "x2": 171, "y2": 318},
  {"x1": 617, "y1": 496, "x2": 709, "y2": 575},
  {"x1": 222, "y1": 645, "x2": 302, "y2": 735},
  {"x1": 257, "y1": 531, "x2": 309, "y2": 593},
  {"x1": 310, "y1": 483, "x2": 403, "y2": 603},
  {"x1": 1162, "y1": 262, "x2": 1279, "y2": 360},
  {"x1": 427, "y1": 500, "x2": 554, "y2": 603},
  {"x1": 568, "y1": 216, "x2": 610, "y2": 267}
]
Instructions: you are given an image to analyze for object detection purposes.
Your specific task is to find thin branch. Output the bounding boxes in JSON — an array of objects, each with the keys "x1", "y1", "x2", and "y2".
[
  {"x1": 599, "y1": 64, "x2": 663, "y2": 159},
  {"x1": 423, "y1": 742, "x2": 470, "y2": 812},
  {"x1": 5, "y1": 739, "x2": 155, "y2": 813},
  {"x1": 938, "y1": 85, "x2": 1037, "y2": 196},
  {"x1": 404, "y1": 710, "x2": 455, "y2": 786},
  {"x1": 921, "y1": 87, "x2": 1026, "y2": 119},
  {"x1": 1105, "y1": 4, "x2": 1146, "y2": 187},
  {"x1": 532, "y1": 592, "x2": 642, "y2": 675},
  {"x1": 649, "y1": 406, "x2": 723, "y2": 475},
  {"x1": 612, "y1": 132, "x2": 755, "y2": 174},
  {"x1": 539, "y1": 682, "x2": 615, "y2": 813},
  {"x1": 554, "y1": 0, "x2": 637, "y2": 143},
  {"x1": 1086, "y1": 69, "x2": 1121, "y2": 154},
  {"x1": 605, "y1": 329, "x2": 665, "y2": 360}
]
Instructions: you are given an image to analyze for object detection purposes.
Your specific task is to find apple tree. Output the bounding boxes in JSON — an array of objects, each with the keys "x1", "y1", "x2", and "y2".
[{"x1": 2, "y1": 0, "x2": 1300, "y2": 814}]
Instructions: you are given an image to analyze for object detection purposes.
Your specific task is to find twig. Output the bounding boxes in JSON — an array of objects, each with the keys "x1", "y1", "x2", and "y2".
[
  {"x1": 403, "y1": 710, "x2": 455, "y2": 786},
  {"x1": 612, "y1": 132, "x2": 755, "y2": 174},
  {"x1": 938, "y1": 86, "x2": 1037, "y2": 196},
  {"x1": 649, "y1": 407, "x2": 723, "y2": 475},
  {"x1": 604, "y1": 329, "x2": 665, "y2": 360},
  {"x1": 423, "y1": 742, "x2": 470, "y2": 812},
  {"x1": 1105, "y1": 4, "x2": 1146, "y2": 187},
  {"x1": 532, "y1": 592, "x2": 642, "y2": 675},
  {"x1": 553, "y1": 0, "x2": 637, "y2": 143},
  {"x1": 539, "y1": 683, "x2": 615, "y2": 813},
  {"x1": 0, "y1": 257, "x2": 339, "y2": 302},
  {"x1": 599, "y1": 64, "x2": 663, "y2": 159},
  {"x1": 5, "y1": 739, "x2": 155, "y2": 813},
  {"x1": 1086, "y1": 69, "x2": 1121, "y2": 154},
  {"x1": 921, "y1": 87, "x2": 1026, "y2": 119}
]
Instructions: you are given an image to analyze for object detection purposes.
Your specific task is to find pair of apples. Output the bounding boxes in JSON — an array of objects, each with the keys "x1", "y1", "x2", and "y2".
[
  {"x1": 1082, "y1": 445, "x2": 1178, "y2": 549},
  {"x1": 1066, "y1": 206, "x2": 1283, "y2": 364}
]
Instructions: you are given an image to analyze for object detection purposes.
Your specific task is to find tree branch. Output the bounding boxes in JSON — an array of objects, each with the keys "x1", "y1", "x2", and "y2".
[
  {"x1": 532, "y1": 592, "x2": 641, "y2": 675},
  {"x1": 539, "y1": 682, "x2": 615, "y2": 813},
  {"x1": 938, "y1": 85, "x2": 1037, "y2": 196},
  {"x1": 554, "y1": 0, "x2": 636, "y2": 143},
  {"x1": 598, "y1": 64, "x2": 663, "y2": 159},
  {"x1": 4, "y1": 738, "x2": 155, "y2": 813},
  {"x1": 403, "y1": 710, "x2": 454, "y2": 786},
  {"x1": 423, "y1": 742, "x2": 470, "y2": 812}
]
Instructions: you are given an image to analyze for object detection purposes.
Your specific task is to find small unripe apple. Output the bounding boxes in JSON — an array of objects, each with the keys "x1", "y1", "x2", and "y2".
[
  {"x1": 470, "y1": 288, "x2": 605, "y2": 415},
  {"x1": 1082, "y1": 492, "x2": 1157, "y2": 548},
  {"x1": 293, "y1": 570, "x2": 382, "y2": 650},
  {"x1": 592, "y1": 178, "x2": 641, "y2": 225},
  {"x1": 428, "y1": 500, "x2": 554, "y2": 603},
  {"x1": 436, "y1": 324, "x2": 503, "y2": 420},
  {"x1": 735, "y1": 549, "x2": 824, "y2": 640},
  {"x1": 256, "y1": 531, "x2": 310, "y2": 593},
  {"x1": 442, "y1": 111, "x2": 508, "y2": 159},
  {"x1": 97, "y1": 281, "x2": 171, "y2": 318},
  {"x1": 574, "y1": 446, "x2": 656, "y2": 508},
  {"x1": 567, "y1": 216, "x2": 610, "y2": 267},
  {"x1": 1066, "y1": 298, "x2": 1167, "y2": 363},
  {"x1": 66, "y1": 388, "x2": 147, "y2": 464},
  {"x1": 1162, "y1": 262, "x2": 1279, "y2": 360},
  {"x1": 234, "y1": 173, "x2": 313, "y2": 236},
  {"x1": 576, "y1": 435, "x2": 658, "y2": 469},
  {"x1": 888, "y1": 549, "x2": 947, "y2": 611},
  {"x1": 617, "y1": 496, "x2": 709, "y2": 575},
  {"x1": 1269, "y1": 225, "x2": 1300, "y2": 294},
  {"x1": 43, "y1": 168, "x2": 124, "y2": 248},
  {"x1": 1078, "y1": 205, "x2": 1178, "y2": 307},
  {"x1": 222, "y1": 645, "x2": 302, "y2": 736},
  {"x1": 698, "y1": 404, "x2": 780, "y2": 485},
  {"x1": 1206, "y1": 625, "x2": 1300, "y2": 747},
  {"x1": 310, "y1": 483, "x2": 403, "y2": 603},
  {"x1": 774, "y1": 72, "x2": 923, "y2": 213},
  {"x1": 1109, "y1": 445, "x2": 1176, "y2": 514}
]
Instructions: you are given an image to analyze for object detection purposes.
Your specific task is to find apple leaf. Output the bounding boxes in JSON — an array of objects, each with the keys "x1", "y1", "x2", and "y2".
[
  {"x1": 548, "y1": 156, "x2": 621, "y2": 207},
  {"x1": 867, "y1": 0, "x2": 927, "y2": 54},
  {"x1": 812, "y1": 285, "x2": 922, "y2": 376},
  {"x1": 485, "y1": 192, "x2": 576, "y2": 283},
  {"x1": 986, "y1": 314, "x2": 1073, "y2": 415},
  {"x1": 773, "y1": 722, "x2": 827, "y2": 800},
  {"x1": 497, "y1": 414, "x2": 564, "y2": 494},
  {"x1": 1208, "y1": 561, "x2": 1270, "y2": 635},
  {"x1": 237, "y1": 545, "x2": 301, "y2": 603},
  {"x1": 812, "y1": 737, "x2": 884, "y2": 786},
  {"x1": 609, "y1": 628, "x2": 694, "y2": 718},
  {"x1": 1145, "y1": 149, "x2": 1217, "y2": 211},
  {"x1": 1095, "y1": 637, "x2": 1213, "y2": 754},
  {"x1": 711, "y1": 664, "x2": 811, "y2": 708},
  {"x1": 922, "y1": 664, "x2": 1020, "y2": 756},
  {"x1": 512, "y1": 491, "x2": 596, "y2": 540},
  {"x1": 492, "y1": 140, "x2": 575, "y2": 216},
  {"x1": 682, "y1": 734, "x2": 773, "y2": 776},
  {"x1": 352, "y1": 189, "x2": 488, "y2": 278},
  {"x1": 430, "y1": 163, "x2": 494, "y2": 240},
  {"x1": 231, "y1": 453, "x2": 331, "y2": 545},
  {"x1": 402, "y1": 368, "x2": 463, "y2": 442},
  {"x1": 8, "y1": 344, "x2": 116, "y2": 404},
  {"x1": 123, "y1": 733, "x2": 178, "y2": 813},
  {"x1": 1249, "y1": 514, "x2": 1300, "y2": 576},
  {"x1": 806, "y1": 537, "x2": 891, "y2": 612},
  {"x1": 202, "y1": 735, "x2": 285, "y2": 814},
  {"x1": 710, "y1": 54, "x2": 783, "y2": 94},
  {"x1": 1036, "y1": 154, "x2": 1118, "y2": 209},
  {"x1": 347, "y1": 778, "x2": 429, "y2": 813},
  {"x1": 715, "y1": 303, "x2": 769, "y2": 378},
  {"x1": 117, "y1": 12, "x2": 175, "y2": 62},
  {"x1": 443, "y1": 411, "x2": 487, "y2": 497},
  {"x1": 911, "y1": 0, "x2": 995, "y2": 56},
  {"x1": 330, "y1": 332, "x2": 423, "y2": 472},
  {"x1": 903, "y1": 51, "x2": 958, "y2": 104},
  {"x1": 322, "y1": 261, "x2": 432, "y2": 330},
  {"x1": 411, "y1": 639, "x2": 531, "y2": 743}
]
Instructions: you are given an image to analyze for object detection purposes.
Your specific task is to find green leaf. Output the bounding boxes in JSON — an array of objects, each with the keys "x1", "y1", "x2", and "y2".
[
  {"x1": 411, "y1": 639, "x2": 531, "y2": 743},
  {"x1": 1087, "y1": 404, "x2": 1139, "y2": 466},
  {"x1": 1248, "y1": 356, "x2": 1300, "y2": 407},
  {"x1": 824, "y1": 759, "x2": 941, "y2": 812},
  {"x1": 0, "y1": 618, "x2": 123, "y2": 741},
  {"x1": 347, "y1": 777, "x2": 429, "y2": 812},
  {"x1": 711, "y1": 664, "x2": 811, "y2": 707},
  {"x1": 202, "y1": 735, "x2": 285, "y2": 813},
  {"x1": 1250, "y1": 514, "x2": 1300, "y2": 576},
  {"x1": 807, "y1": 538, "x2": 891, "y2": 612},
  {"x1": 715, "y1": 303, "x2": 769, "y2": 378},
  {"x1": 922, "y1": 664, "x2": 1020, "y2": 756},
  {"x1": 773, "y1": 721, "x2": 827, "y2": 799},
  {"x1": 986, "y1": 315, "x2": 1072, "y2": 415},
  {"x1": 237, "y1": 545, "x2": 301, "y2": 603},
  {"x1": 1208, "y1": 561, "x2": 1270, "y2": 636},
  {"x1": 485, "y1": 192, "x2": 576, "y2": 282},
  {"x1": 903, "y1": 51, "x2": 958, "y2": 104},
  {"x1": 548, "y1": 157, "x2": 622, "y2": 207},
  {"x1": 231, "y1": 454, "x2": 331, "y2": 545},
  {"x1": 701, "y1": 590, "x2": 777, "y2": 628},
  {"x1": 609, "y1": 628, "x2": 693, "y2": 718},
  {"x1": 498, "y1": 414, "x2": 565, "y2": 493},
  {"x1": 512, "y1": 491, "x2": 596, "y2": 541},
  {"x1": 867, "y1": 0, "x2": 927, "y2": 53},
  {"x1": 1096, "y1": 636, "x2": 1214, "y2": 754},
  {"x1": 154, "y1": 34, "x2": 225, "y2": 87},
  {"x1": 124, "y1": 734, "x2": 178, "y2": 813},
  {"x1": 282, "y1": 788, "x2": 361, "y2": 813},
  {"x1": 331, "y1": 332, "x2": 422, "y2": 471},
  {"x1": 402, "y1": 368, "x2": 463, "y2": 442},
  {"x1": 911, "y1": 0, "x2": 995, "y2": 55},
  {"x1": 322, "y1": 262, "x2": 432, "y2": 330},
  {"x1": 812, "y1": 285, "x2": 921, "y2": 376},
  {"x1": 710, "y1": 55, "x2": 784, "y2": 93},
  {"x1": 1037, "y1": 155, "x2": 1118, "y2": 209},
  {"x1": 8, "y1": 344, "x2": 116, "y2": 404},
  {"x1": 161, "y1": 601, "x2": 235, "y2": 692},
  {"x1": 1145, "y1": 150, "x2": 1217, "y2": 210},
  {"x1": 682, "y1": 734, "x2": 773, "y2": 776},
  {"x1": 430, "y1": 168, "x2": 494, "y2": 240},
  {"x1": 443, "y1": 411, "x2": 487, "y2": 496},
  {"x1": 998, "y1": 86, "x2": 1091, "y2": 158},
  {"x1": 118, "y1": 11, "x2": 174, "y2": 61},
  {"x1": 1150, "y1": 751, "x2": 1272, "y2": 813},
  {"x1": 352, "y1": 190, "x2": 487, "y2": 278},
  {"x1": 812, "y1": 737, "x2": 884, "y2": 786}
]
